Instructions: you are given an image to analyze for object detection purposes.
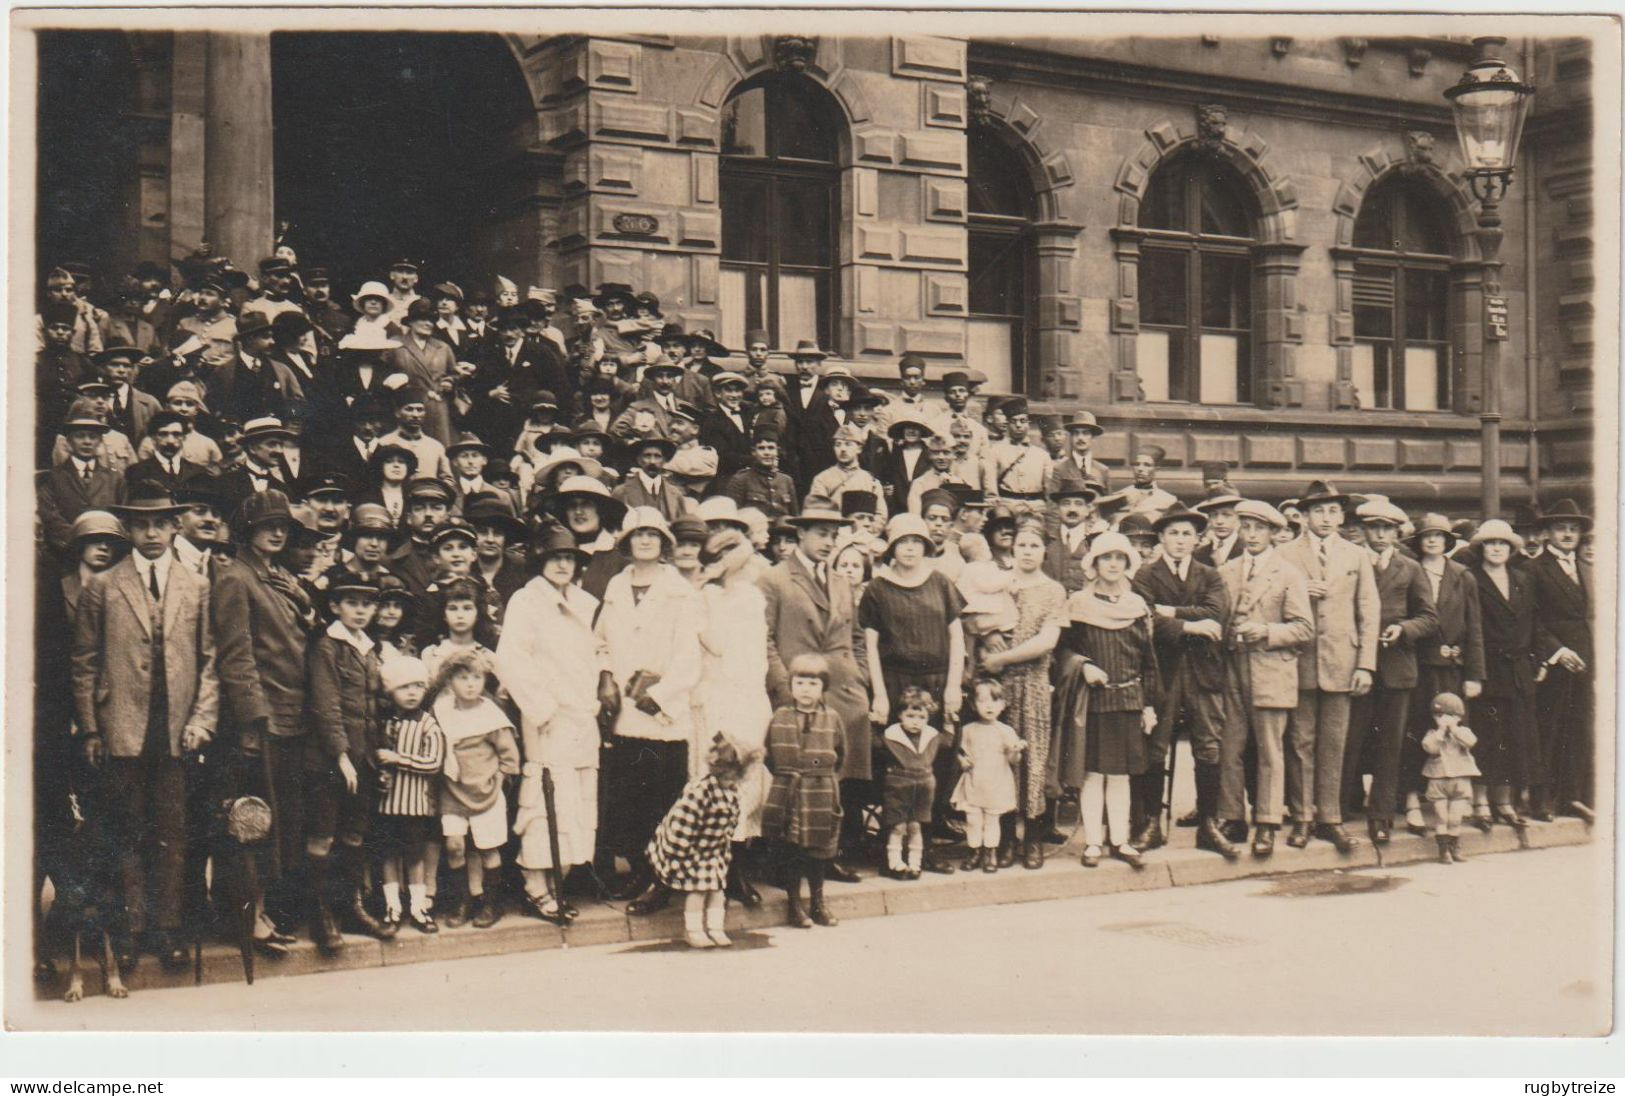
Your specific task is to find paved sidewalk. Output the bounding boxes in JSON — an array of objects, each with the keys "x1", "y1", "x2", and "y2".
[{"x1": 35, "y1": 811, "x2": 1592, "y2": 1002}]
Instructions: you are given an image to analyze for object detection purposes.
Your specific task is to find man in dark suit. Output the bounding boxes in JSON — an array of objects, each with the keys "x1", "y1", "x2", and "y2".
[
  {"x1": 300, "y1": 267, "x2": 355, "y2": 362},
  {"x1": 1527, "y1": 498, "x2": 1594, "y2": 820},
  {"x1": 1193, "y1": 489, "x2": 1244, "y2": 568},
  {"x1": 477, "y1": 312, "x2": 572, "y2": 452},
  {"x1": 1043, "y1": 482, "x2": 1102, "y2": 593},
  {"x1": 126, "y1": 411, "x2": 210, "y2": 494},
  {"x1": 1341, "y1": 500, "x2": 1438, "y2": 846},
  {"x1": 612, "y1": 435, "x2": 693, "y2": 524},
  {"x1": 1132, "y1": 506, "x2": 1233, "y2": 856},
  {"x1": 700, "y1": 371, "x2": 754, "y2": 480},
  {"x1": 39, "y1": 413, "x2": 128, "y2": 556},
  {"x1": 97, "y1": 345, "x2": 162, "y2": 444},
  {"x1": 71, "y1": 484, "x2": 219, "y2": 970},
  {"x1": 209, "y1": 311, "x2": 306, "y2": 427}
]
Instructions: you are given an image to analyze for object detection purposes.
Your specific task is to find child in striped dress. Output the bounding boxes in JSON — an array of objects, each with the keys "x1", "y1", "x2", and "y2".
[{"x1": 373, "y1": 656, "x2": 445, "y2": 939}]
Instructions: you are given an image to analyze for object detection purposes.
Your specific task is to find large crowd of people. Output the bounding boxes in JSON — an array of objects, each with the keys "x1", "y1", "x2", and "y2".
[{"x1": 33, "y1": 247, "x2": 1597, "y2": 977}]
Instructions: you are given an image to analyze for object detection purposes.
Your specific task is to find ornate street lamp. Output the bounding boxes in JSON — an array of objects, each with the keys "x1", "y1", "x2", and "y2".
[{"x1": 1445, "y1": 36, "x2": 1534, "y2": 518}]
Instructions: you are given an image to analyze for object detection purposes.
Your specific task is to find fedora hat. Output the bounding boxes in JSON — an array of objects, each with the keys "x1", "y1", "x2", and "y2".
[
  {"x1": 644, "y1": 355, "x2": 686, "y2": 377},
  {"x1": 1298, "y1": 480, "x2": 1351, "y2": 508},
  {"x1": 1064, "y1": 410, "x2": 1104, "y2": 435},
  {"x1": 94, "y1": 345, "x2": 144, "y2": 367},
  {"x1": 1153, "y1": 506, "x2": 1209, "y2": 534},
  {"x1": 1193, "y1": 491, "x2": 1243, "y2": 513},
  {"x1": 1118, "y1": 512, "x2": 1158, "y2": 541},
  {"x1": 446, "y1": 433, "x2": 491, "y2": 458},
  {"x1": 788, "y1": 504, "x2": 851, "y2": 529},
  {"x1": 1470, "y1": 518, "x2": 1525, "y2": 553},
  {"x1": 787, "y1": 340, "x2": 827, "y2": 360},
  {"x1": 686, "y1": 328, "x2": 729, "y2": 359},
  {"x1": 234, "y1": 311, "x2": 275, "y2": 340},
  {"x1": 1406, "y1": 512, "x2": 1460, "y2": 553},
  {"x1": 462, "y1": 491, "x2": 526, "y2": 540},
  {"x1": 1537, "y1": 498, "x2": 1592, "y2": 530},
  {"x1": 629, "y1": 432, "x2": 677, "y2": 460}
]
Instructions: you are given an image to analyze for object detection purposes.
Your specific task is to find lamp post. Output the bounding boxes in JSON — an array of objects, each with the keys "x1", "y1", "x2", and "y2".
[{"x1": 1445, "y1": 35, "x2": 1534, "y2": 519}]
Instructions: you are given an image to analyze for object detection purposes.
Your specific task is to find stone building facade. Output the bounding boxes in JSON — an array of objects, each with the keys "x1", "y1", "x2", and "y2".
[{"x1": 33, "y1": 29, "x2": 1595, "y2": 512}]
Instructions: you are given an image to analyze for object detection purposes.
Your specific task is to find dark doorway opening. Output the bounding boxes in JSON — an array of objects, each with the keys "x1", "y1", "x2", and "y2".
[
  {"x1": 36, "y1": 30, "x2": 139, "y2": 286},
  {"x1": 271, "y1": 32, "x2": 534, "y2": 291}
]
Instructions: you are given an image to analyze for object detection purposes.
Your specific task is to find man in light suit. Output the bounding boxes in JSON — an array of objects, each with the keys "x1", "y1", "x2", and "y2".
[
  {"x1": 1341, "y1": 500, "x2": 1437, "y2": 845},
  {"x1": 1276, "y1": 481, "x2": 1379, "y2": 852},
  {"x1": 1218, "y1": 500, "x2": 1313, "y2": 858},
  {"x1": 71, "y1": 484, "x2": 219, "y2": 971},
  {"x1": 759, "y1": 504, "x2": 873, "y2": 881}
]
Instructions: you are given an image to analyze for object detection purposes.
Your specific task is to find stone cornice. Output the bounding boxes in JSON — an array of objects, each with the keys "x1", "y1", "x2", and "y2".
[{"x1": 968, "y1": 41, "x2": 1456, "y2": 130}]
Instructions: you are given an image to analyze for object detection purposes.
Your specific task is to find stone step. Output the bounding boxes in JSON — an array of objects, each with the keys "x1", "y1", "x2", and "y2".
[{"x1": 38, "y1": 816, "x2": 1591, "y2": 1001}]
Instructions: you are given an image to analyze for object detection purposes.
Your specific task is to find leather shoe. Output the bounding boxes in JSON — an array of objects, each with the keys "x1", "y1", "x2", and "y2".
[
  {"x1": 1221, "y1": 820, "x2": 1249, "y2": 844},
  {"x1": 523, "y1": 893, "x2": 569, "y2": 926},
  {"x1": 1570, "y1": 801, "x2": 1596, "y2": 825},
  {"x1": 1196, "y1": 817, "x2": 1240, "y2": 860},
  {"x1": 158, "y1": 932, "x2": 191, "y2": 971},
  {"x1": 921, "y1": 853, "x2": 956, "y2": 875},
  {"x1": 996, "y1": 838, "x2": 1018, "y2": 869},
  {"x1": 1080, "y1": 846, "x2": 1101, "y2": 868},
  {"x1": 1314, "y1": 822, "x2": 1361, "y2": 854},
  {"x1": 1175, "y1": 807, "x2": 1200, "y2": 828},
  {"x1": 808, "y1": 899, "x2": 839, "y2": 927},
  {"x1": 1367, "y1": 818, "x2": 1391, "y2": 846},
  {"x1": 1022, "y1": 836, "x2": 1045, "y2": 870},
  {"x1": 378, "y1": 909, "x2": 401, "y2": 939},
  {"x1": 627, "y1": 880, "x2": 672, "y2": 916},
  {"x1": 825, "y1": 860, "x2": 862, "y2": 885},
  {"x1": 1251, "y1": 824, "x2": 1276, "y2": 858},
  {"x1": 1113, "y1": 844, "x2": 1145, "y2": 870},
  {"x1": 252, "y1": 936, "x2": 291, "y2": 959},
  {"x1": 726, "y1": 874, "x2": 763, "y2": 909},
  {"x1": 1285, "y1": 821, "x2": 1311, "y2": 849}
]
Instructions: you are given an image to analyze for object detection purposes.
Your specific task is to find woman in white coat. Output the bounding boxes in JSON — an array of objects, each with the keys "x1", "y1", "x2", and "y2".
[
  {"x1": 694, "y1": 527, "x2": 773, "y2": 907},
  {"x1": 594, "y1": 506, "x2": 705, "y2": 915},
  {"x1": 495, "y1": 525, "x2": 616, "y2": 925}
]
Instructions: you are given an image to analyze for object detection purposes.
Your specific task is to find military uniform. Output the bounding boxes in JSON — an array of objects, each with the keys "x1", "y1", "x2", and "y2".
[{"x1": 723, "y1": 465, "x2": 799, "y2": 519}]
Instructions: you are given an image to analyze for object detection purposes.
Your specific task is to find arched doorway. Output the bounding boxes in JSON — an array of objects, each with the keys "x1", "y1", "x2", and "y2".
[{"x1": 270, "y1": 32, "x2": 539, "y2": 290}]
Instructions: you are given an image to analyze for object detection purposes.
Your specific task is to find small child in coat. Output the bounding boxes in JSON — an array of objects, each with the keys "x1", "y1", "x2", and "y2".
[
  {"x1": 1421, "y1": 691, "x2": 1480, "y2": 865},
  {"x1": 762, "y1": 653, "x2": 845, "y2": 930},
  {"x1": 951, "y1": 678, "x2": 1026, "y2": 873},
  {"x1": 880, "y1": 687, "x2": 947, "y2": 880},
  {"x1": 433, "y1": 648, "x2": 520, "y2": 930},
  {"x1": 647, "y1": 736, "x2": 751, "y2": 949},
  {"x1": 373, "y1": 656, "x2": 445, "y2": 938}
]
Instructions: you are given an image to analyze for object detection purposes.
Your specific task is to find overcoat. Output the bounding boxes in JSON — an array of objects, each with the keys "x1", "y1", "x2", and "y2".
[
  {"x1": 1367, "y1": 551, "x2": 1439, "y2": 689},
  {"x1": 212, "y1": 547, "x2": 310, "y2": 747},
  {"x1": 762, "y1": 702, "x2": 845, "y2": 859},
  {"x1": 758, "y1": 554, "x2": 872, "y2": 781}
]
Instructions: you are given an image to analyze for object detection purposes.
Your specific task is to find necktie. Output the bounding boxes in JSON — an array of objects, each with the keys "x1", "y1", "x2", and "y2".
[
  {"x1": 1316, "y1": 537, "x2": 1328, "y2": 575},
  {"x1": 148, "y1": 564, "x2": 161, "y2": 602},
  {"x1": 1556, "y1": 553, "x2": 1579, "y2": 584},
  {"x1": 1244, "y1": 555, "x2": 1255, "y2": 587},
  {"x1": 81, "y1": 463, "x2": 92, "y2": 484}
]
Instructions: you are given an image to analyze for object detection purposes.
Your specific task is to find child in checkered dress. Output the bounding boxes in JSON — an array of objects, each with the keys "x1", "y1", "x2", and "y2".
[{"x1": 647, "y1": 736, "x2": 750, "y2": 949}]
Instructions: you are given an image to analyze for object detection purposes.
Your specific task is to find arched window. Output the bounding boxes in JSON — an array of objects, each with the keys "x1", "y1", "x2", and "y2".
[
  {"x1": 720, "y1": 73, "x2": 841, "y2": 351},
  {"x1": 1349, "y1": 177, "x2": 1454, "y2": 411},
  {"x1": 967, "y1": 125, "x2": 1037, "y2": 394},
  {"x1": 1136, "y1": 153, "x2": 1257, "y2": 404}
]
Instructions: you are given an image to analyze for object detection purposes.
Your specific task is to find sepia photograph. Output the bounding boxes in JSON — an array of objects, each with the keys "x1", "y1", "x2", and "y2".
[{"x1": 4, "y1": 6, "x2": 1617, "y2": 1053}]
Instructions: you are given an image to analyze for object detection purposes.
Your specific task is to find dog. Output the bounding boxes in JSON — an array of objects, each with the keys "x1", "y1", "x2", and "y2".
[{"x1": 49, "y1": 788, "x2": 132, "y2": 1003}]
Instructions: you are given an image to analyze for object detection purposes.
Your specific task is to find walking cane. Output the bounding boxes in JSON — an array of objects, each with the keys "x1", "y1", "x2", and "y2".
[
  {"x1": 541, "y1": 767, "x2": 568, "y2": 933},
  {"x1": 1162, "y1": 723, "x2": 1178, "y2": 836}
]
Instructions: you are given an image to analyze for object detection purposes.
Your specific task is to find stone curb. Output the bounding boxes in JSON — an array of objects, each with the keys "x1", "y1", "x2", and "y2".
[{"x1": 39, "y1": 816, "x2": 1592, "y2": 1001}]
